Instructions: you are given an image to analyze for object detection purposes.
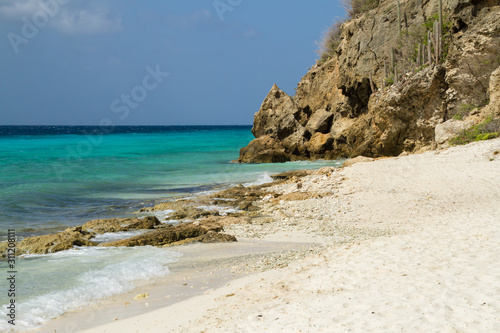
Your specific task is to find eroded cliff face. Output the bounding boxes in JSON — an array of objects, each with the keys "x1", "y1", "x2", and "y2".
[{"x1": 238, "y1": 0, "x2": 500, "y2": 163}]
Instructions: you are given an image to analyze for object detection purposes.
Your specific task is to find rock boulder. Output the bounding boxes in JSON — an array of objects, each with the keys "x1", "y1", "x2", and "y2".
[
  {"x1": 100, "y1": 220, "x2": 236, "y2": 247},
  {"x1": 483, "y1": 66, "x2": 500, "y2": 117},
  {"x1": 306, "y1": 109, "x2": 333, "y2": 134},
  {"x1": 82, "y1": 216, "x2": 160, "y2": 234},
  {"x1": 252, "y1": 84, "x2": 302, "y2": 140},
  {"x1": 342, "y1": 156, "x2": 374, "y2": 168},
  {"x1": 306, "y1": 133, "x2": 334, "y2": 155},
  {"x1": 0, "y1": 227, "x2": 98, "y2": 255},
  {"x1": 237, "y1": 135, "x2": 291, "y2": 163},
  {"x1": 435, "y1": 119, "x2": 476, "y2": 145}
]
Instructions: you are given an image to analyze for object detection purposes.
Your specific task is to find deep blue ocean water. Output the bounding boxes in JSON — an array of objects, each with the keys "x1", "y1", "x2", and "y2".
[{"x1": 0, "y1": 126, "x2": 341, "y2": 331}]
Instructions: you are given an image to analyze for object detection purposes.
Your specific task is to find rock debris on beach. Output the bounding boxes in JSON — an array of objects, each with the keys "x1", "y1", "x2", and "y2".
[
  {"x1": 173, "y1": 138, "x2": 500, "y2": 333},
  {"x1": 75, "y1": 138, "x2": 500, "y2": 333},
  {"x1": 0, "y1": 168, "x2": 349, "y2": 256}
]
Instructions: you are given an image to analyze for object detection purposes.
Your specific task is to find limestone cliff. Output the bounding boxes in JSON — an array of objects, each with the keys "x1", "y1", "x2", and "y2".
[{"x1": 238, "y1": 0, "x2": 500, "y2": 163}]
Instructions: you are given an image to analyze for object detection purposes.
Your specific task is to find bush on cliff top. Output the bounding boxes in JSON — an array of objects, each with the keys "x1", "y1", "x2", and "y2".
[
  {"x1": 450, "y1": 117, "x2": 500, "y2": 145},
  {"x1": 344, "y1": 0, "x2": 380, "y2": 19},
  {"x1": 317, "y1": 19, "x2": 344, "y2": 64},
  {"x1": 317, "y1": 0, "x2": 380, "y2": 64}
]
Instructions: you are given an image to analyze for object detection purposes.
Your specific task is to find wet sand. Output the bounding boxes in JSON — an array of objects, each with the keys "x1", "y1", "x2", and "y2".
[{"x1": 33, "y1": 239, "x2": 320, "y2": 333}]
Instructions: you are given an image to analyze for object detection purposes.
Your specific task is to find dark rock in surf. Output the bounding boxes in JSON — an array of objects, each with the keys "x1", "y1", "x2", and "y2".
[{"x1": 82, "y1": 216, "x2": 161, "y2": 234}]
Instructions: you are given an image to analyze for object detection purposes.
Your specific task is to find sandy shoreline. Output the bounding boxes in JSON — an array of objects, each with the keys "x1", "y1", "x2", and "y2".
[
  {"x1": 31, "y1": 239, "x2": 321, "y2": 333},
  {"x1": 37, "y1": 138, "x2": 500, "y2": 332}
]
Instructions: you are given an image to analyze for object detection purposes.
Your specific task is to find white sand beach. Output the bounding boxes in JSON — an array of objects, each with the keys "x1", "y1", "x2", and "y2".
[{"x1": 57, "y1": 138, "x2": 500, "y2": 332}]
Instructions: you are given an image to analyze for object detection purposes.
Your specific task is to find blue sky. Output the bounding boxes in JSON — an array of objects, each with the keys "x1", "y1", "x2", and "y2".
[{"x1": 1, "y1": 0, "x2": 345, "y2": 125}]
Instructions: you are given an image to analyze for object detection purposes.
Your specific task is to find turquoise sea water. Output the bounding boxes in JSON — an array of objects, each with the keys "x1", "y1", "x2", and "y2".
[{"x1": 0, "y1": 126, "x2": 341, "y2": 331}]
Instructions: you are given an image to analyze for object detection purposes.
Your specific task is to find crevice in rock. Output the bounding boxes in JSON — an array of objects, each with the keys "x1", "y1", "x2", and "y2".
[
  {"x1": 340, "y1": 78, "x2": 372, "y2": 117},
  {"x1": 452, "y1": 18, "x2": 468, "y2": 34},
  {"x1": 366, "y1": 17, "x2": 380, "y2": 68},
  {"x1": 420, "y1": 0, "x2": 428, "y2": 27},
  {"x1": 293, "y1": 106, "x2": 312, "y2": 127},
  {"x1": 277, "y1": 124, "x2": 296, "y2": 140}
]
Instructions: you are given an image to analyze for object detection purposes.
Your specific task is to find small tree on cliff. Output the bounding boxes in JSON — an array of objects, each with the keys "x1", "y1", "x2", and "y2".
[{"x1": 316, "y1": 19, "x2": 344, "y2": 64}]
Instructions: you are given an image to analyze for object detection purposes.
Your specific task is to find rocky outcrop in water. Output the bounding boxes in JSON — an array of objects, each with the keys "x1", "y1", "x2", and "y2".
[
  {"x1": 0, "y1": 180, "x2": 286, "y2": 256},
  {"x1": 100, "y1": 218, "x2": 238, "y2": 248},
  {"x1": 0, "y1": 215, "x2": 234, "y2": 256},
  {"x1": 0, "y1": 226, "x2": 98, "y2": 255},
  {"x1": 81, "y1": 216, "x2": 160, "y2": 233},
  {"x1": 238, "y1": 0, "x2": 500, "y2": 162},
  {"x1": 0, "y1": 217, "x2": 160, "y2": 255},
  {"x1": 0, "y1": 169, "x2": 340, "y2": 256}
]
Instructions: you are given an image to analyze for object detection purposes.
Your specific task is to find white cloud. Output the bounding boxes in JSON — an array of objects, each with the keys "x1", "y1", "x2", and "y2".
[
  {"x1": 54, "y1": 7, "x2": 122, "y2": 35},
  {"x1": 0, "y1": 0, "x2": 45, "y2": 18},
  {"x1": 0, "y1": 0, "x2": 122, "y2": 35}
]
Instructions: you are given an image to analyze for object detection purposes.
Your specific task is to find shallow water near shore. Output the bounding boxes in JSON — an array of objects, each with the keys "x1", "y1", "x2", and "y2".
[{"x1": 0, "y1": 125, "x2": 340, "y2": 331}]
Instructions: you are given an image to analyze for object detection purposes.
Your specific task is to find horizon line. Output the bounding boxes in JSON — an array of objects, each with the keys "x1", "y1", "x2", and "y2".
[{"x1": 0, "y1": 124, "x2": 253, "y2": 127}]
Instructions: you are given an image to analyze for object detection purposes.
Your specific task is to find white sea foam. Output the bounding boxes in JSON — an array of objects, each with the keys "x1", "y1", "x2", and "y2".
[
  {"x1": 1, "y1": 246, "x2": 182, "y2": 332},
  {"x1": 244, "y1": 172, "x2": 274, "y2": 186},
  {"x1": 152, "y1": 209, "x2": 176, "y2": 222},
  {"x1": 92, "y1": 230, "x2": 148, "y2": 243},
  {"x1": 196, "y1": 205, "x2": 240, "y2": 215},
  {"x1": 164, "y1": 219, "x2": 183, "y2": 224},
  {"x1": 211, "y1": 197, "x2": 237, "y2": 202},
  {"x1": 136, "y1": 209, "x2": 176, "y2": 223},
  {"x1": 183, "y1": 189, "x2": 218, "y2": 199}
]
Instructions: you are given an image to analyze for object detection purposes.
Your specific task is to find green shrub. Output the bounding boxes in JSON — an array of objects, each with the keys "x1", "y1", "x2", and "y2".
[
  {"x1": 450, "y1": 117, "x2": 500, "y2": 145},
  {"x1": 424, "y1": 13, "x2": 452, "y2": 34},
  {"x1": 452, "y1": 103, "x2": 477, "y2": 120},
  {"x1": 476, "y1": 133, "x2": 499, "y2": 141}
]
